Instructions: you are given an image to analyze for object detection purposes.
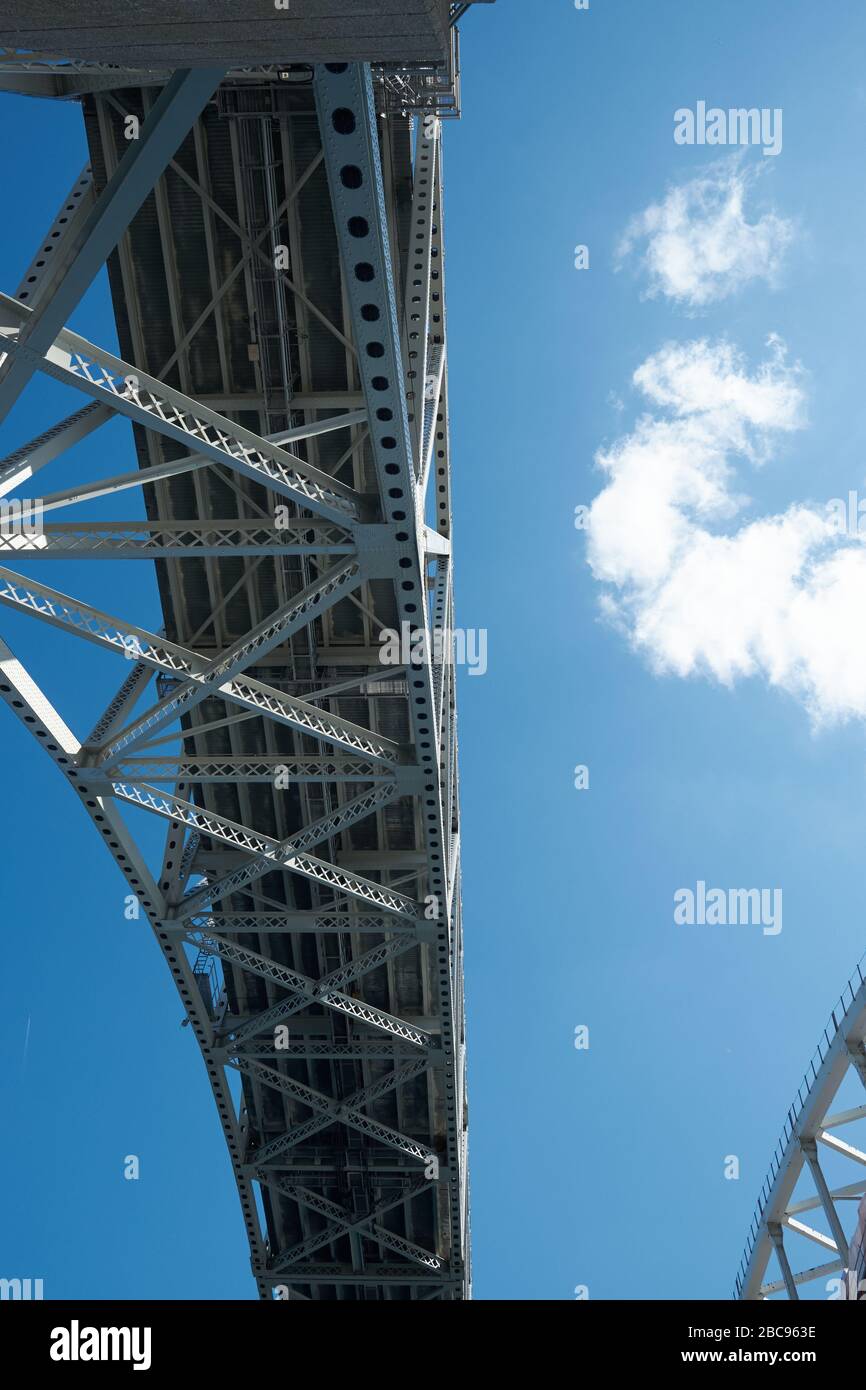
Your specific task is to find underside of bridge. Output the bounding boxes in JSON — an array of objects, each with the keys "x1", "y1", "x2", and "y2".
[
  {"x1": 0, "y1": 19, "x2": 476, "y2": 1299},
  {"x1": 0, "y1": 1, "x2": 454, "y2": 68}
]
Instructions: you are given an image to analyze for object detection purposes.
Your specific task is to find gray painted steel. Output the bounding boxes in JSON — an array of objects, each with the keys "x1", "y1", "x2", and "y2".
[{"x1": 0, "y1": 47, "x2": 470, "y2": 1300}]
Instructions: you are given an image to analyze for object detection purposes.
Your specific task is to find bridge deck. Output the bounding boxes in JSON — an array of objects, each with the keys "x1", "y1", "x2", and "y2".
[{"x1": 0, "y1": 60, "x2": 467, "y2": 1300}]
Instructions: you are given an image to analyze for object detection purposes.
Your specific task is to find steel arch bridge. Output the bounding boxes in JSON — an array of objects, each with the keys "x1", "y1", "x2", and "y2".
[
  {"x1": 0, "y1": 19, "x2": 476, "y2": 1299},
  {"x1": 735, "y1": 953, "x2": 866, "y2": 1301}
]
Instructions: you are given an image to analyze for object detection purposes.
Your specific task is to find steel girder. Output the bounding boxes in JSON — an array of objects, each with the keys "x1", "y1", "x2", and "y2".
[
  {"x1": 736, "y1": 954, "x2": 866, "y2": 1299},
  {"x1": 313, "y1": 65, "x2": 467, "y2": 1286},
  {"x1": 0, "y1": 61, "x2": 468, "y2": 1299}
]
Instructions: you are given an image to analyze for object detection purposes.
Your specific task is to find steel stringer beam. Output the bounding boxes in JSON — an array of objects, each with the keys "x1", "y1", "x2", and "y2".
[
  {"x1": 0, "y1": 67, "x2": 225, "y2": 421},
  {"x1": 109, "y1": 755, "x2": 392, "y2": 784},
  {"x1": 258, "y1": 1265, "x2": 449, "y2": 1289},
  {"x1": 0, "y1": 519, "x2": 356, "y2": 559},
  {"x1": 0, "y1": 401, "x2": 110, "y2": 497},
  {"x1": 0, "y1": 295, "x2": 365, "y2": 526},
  {"x1": 0, "y1": 566, "x2": 400, "y2": 762},
  {"x1": 315, "y1": 62, "x2": 466, "y2": 1278}
]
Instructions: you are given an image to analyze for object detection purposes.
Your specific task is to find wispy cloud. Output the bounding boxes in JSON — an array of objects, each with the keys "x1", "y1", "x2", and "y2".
[
  {"x1": 583, "y1": 337, "x2": 866, "y2": 727},
  {"x1": 616, "y1": 160, "x2": 794, "y2": 307}
]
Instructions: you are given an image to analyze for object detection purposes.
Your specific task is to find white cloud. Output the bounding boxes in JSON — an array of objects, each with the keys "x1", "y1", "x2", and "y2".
[
  {"x1": 585, "y1": 338, "x2": 866, "y2": 727},
  {"x1": 616, "y1": 161, "x2": 794, "y2": 307}
]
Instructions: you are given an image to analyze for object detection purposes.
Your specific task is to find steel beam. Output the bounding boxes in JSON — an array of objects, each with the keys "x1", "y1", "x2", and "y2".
[
  {"x1": 171, "y1": 781, "x2": 398, "y2": 915},
  {"x1": 0, "y1": 567, "x2": 400, "y2": 762},
  {"x1": 759, "y1": 1259, "x2": 843, "y2": 1298},
  {"x1": 85, "y1": 659, "x2": 154, "y2": 748},
  {"x1": 258, "y1": 1265, "x2": 449, "y2": 1288},
  {"x1": 13, "y1": 166, "x2": 95, "y2": 313},
  {"x1": 0, "y1": 520, "x2": 355, "y2": 559},
  {"x1": 190, "y1": 931, "x2": 419, "y2": 1035},
  {"x1": 767, "y1": 1226, "x2": 799, "y2": 1301},
  {"x1": 0, "y1": 68, "x2": 225, "y2": 420},
  {"x1": 94, "y1": 556, "x2": 363, "y2": 758},
  {"x1": 188, "y1": 912, "x2": 425, "y2": 937},
  {"x1": 109, "y1": 755, "x2": 392, "y2": 784},
  {"x1": 0, "y1": 296, "x2": 365, "y2": 525},
  {"x1": 403, "y1": 116, "x2": 438, "y2": 461},
  {"x1": 314, "y1": 64, "x2": 466, "y2": 1282},
  {"x1": 237, "y1": 1056, "x2": 436, "y2": 1166},
  {"x1": 226, "y1": 1041, "x2": 432, "y2": 1062},
  {"x1": 109, "y1": 780, "x2": 419, "y2": 920},
  {"x1": 0, "y1": 402, "x2": 110, "y2": 498},
  {"x1": 801, "y1": 1141, "x2": 851, "y2": 1256}
]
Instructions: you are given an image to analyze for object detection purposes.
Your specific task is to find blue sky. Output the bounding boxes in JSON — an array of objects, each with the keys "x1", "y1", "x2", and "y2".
[{"x1": 3, "y1": 0, "x2": 866, "y2": 1300}]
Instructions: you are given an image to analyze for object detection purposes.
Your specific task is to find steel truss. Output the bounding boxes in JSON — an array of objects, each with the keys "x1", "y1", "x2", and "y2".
[
  {"x1": 736, "y1": 953, "x2": 866, "y2": 1299},
  {"x1": 0, "y1": 61, "x2": 467, "y2": 1300}
]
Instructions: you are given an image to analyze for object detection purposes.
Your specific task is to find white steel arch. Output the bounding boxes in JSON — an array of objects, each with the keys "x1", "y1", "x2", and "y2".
[{"x1": 736, "y1": 953, "x2": 866, "y2": 1300}]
